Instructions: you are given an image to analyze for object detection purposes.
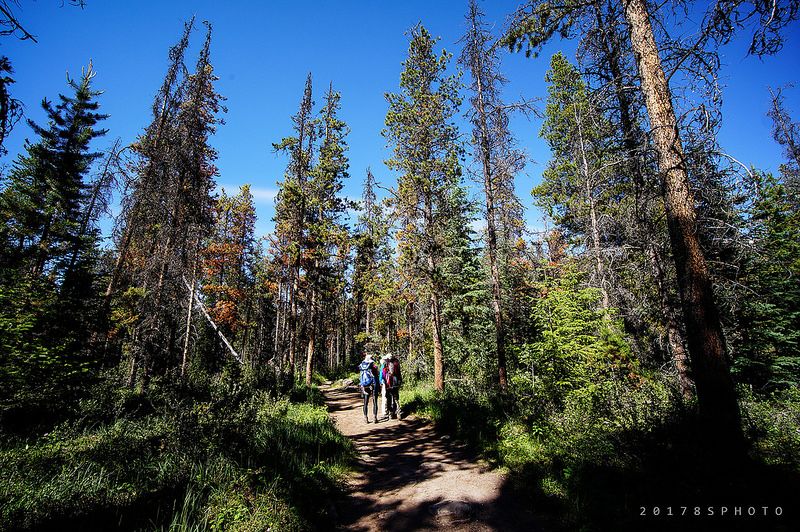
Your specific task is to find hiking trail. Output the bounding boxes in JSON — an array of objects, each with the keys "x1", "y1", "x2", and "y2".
[{"x1": 323, "y1": 383, "x2": 543, "y2": 532}]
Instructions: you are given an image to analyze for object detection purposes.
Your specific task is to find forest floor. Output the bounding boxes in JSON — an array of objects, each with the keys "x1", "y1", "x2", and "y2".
[{"x1": 323, "y1": 383, "x2": 544, "y2": 532}]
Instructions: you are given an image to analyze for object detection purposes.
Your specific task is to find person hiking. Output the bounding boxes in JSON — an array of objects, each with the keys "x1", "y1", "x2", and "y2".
[
  {"x1": 378, "y1": 354, "x2": 390, "y2": 419},
  {"x1": 382, "y1": 354, "x2": 402, "y2": 419},
  {"x1": 358, "y1": 353, "x2": 380, "y2": 424}
]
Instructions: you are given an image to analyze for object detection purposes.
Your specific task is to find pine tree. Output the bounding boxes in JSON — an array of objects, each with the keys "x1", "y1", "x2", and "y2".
[
  {"x1": 303, "y1": 83, "x2": 350, "y2": 386},
  {"x1": 459, "y1": 0, "x2": 526, "y2": 391},
  {"x1": 273, "y1": 73, "x2": 316, "y2": 378},
  {"x1": 113, "y1": 22, "x2": 224, "y2": 386},
  {"x1": 384, "y1": 24, "x2": 464, "y2": 392},
  {"x1": 353, "y1": 168, "x2": 393, "y2": 350},
  {"x1": 536, "y1": 52, "x2": 612, "y2": 309},
  {"x1": 0, "y1": 62, "x2": 107, "y2": 406}
]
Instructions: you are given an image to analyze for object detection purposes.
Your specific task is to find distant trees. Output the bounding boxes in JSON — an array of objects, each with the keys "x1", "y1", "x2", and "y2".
[{"x1": 271, "y1": 76, "x2": 351, "y2": 384}]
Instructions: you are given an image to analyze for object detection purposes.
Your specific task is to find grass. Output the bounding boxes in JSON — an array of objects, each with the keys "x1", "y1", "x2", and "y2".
[{"x1": 0, "y1": 378, "x2": 356, "y2": 531}]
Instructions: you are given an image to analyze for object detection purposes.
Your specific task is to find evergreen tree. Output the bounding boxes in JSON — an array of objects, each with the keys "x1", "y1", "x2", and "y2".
[
  {"x1": 535, "y1": 52, "x2": 613, "y2": 309},
  {"x1": 303, "y1": 83, "x2": 351, "y2": 386},
  {"x1": 0, "y1": 62, "x2": 107, "y2": 279},
  {"x1": 273, "y1": 73, "x2": 316, "y2": 378},
  {"x1": 0, "y1": 62, "x2": 107, "y2": 408},
  {"x1": 113, "y1": 22, "x2": 224, "y2": 386},
  {"x1": 353, "y1": 168, "x2": 394, "y2": 351},
  {"x1": 384, "y1": 24, "x2": 465, "y2": 392},
  {"x1": 460, "y1": 0, "x2": 526, "y2": 391},
  {"x1": 734, "y1": 172, "x2": 800, "y2": 389}
]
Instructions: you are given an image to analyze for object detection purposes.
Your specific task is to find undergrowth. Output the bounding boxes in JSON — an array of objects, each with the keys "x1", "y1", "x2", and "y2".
[
  {"x1": 0, "y1": 374, "x2": 355, "y2": 531},
  {"x1": 401, "y1": 377, "x2": 800, "y2": 530}
]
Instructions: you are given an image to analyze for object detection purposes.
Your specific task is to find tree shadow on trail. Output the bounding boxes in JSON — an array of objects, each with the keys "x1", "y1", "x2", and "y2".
[
  {"x1": 330, "y1": 386, "x2": 800, "y2": 531},
  {"x1": 325, "y1": 386, "x2": 545, "y2": 531}
]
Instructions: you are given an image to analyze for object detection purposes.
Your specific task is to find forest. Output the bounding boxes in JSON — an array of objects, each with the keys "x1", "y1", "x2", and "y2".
[{"x1": 1, "y1": 0, "x2": 799, "y2": 530}]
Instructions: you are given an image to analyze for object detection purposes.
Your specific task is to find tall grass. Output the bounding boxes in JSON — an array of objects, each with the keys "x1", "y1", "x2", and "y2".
[{"x1": 0, "y1": 380, "x2": 355, "y2": 531}]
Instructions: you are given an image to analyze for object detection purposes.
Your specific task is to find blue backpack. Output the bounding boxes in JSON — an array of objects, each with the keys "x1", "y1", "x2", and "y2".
[{"x1": 359, "y1": 360, "x2": 375, "y2": 387}]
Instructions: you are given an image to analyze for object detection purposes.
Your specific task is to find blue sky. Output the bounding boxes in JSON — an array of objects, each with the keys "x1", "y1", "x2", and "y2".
[{"x1": 1, "y1": 0, "x2": 799, "y2": 241}]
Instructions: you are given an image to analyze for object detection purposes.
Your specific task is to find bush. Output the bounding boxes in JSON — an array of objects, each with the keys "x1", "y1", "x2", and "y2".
[{"x1": 741, "y1": 386, "x2": 800, "y2": 470}]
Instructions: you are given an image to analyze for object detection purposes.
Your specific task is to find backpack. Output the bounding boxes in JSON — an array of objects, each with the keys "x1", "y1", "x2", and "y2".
[
  {"x1": 359, "y1": 360, "x2": 375, "y2": 387},
  {"x1": 386, "y1": 359, "x2": 400, "y2": 389}
]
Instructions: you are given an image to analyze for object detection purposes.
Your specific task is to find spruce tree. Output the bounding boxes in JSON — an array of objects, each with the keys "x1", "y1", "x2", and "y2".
[
  {"x1": 303, "y1": 83, "x2": 350, "y2": 386},
  {"x1": 0, "y1": 61, "x2": 107, "y2": 279}
]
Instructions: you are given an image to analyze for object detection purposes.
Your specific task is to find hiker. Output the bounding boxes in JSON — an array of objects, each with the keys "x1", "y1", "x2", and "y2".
[
  {"x1": 382, "y1": 354, "x2": 402, "y2": 419},
  {"x1": 378, "y1": 354, "x2": 390, "y2": 418},
  {"x1": 358, "y1": 353, "x2": 380, "y2": 424}
]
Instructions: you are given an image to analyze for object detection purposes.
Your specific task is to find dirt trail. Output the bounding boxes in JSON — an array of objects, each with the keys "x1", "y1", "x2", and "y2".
[{"x1": 324, "y1": 384, "x2": 542, "y2": 532}]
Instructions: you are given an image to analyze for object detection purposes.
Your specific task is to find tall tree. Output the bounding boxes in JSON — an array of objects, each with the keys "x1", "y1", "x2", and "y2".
[
  {"x1": 535, "y1": 52, "x2": 613, "y2": 310},
  {"x1": 114, "y1": 22, "x2": 224, "y2": 386},
  {"x1": 384, "y1": 24, "x2": 464, "y2": 392},
  {"x1": 273, "y1": 73, "x2": 316, "y2": 379},
  {"x1": 105, "y1": 16, "x2": 194, "y2": 305},
  {"x1": 353, "y1": 168, "x2": 394, "y2": 350},
  {"x1": 0, "y1": 62, "x2": 107, "y2": 279},
  {"x1": 459, "y1": 0, "x2": 526, "y2": 391},
  {"x1": 621, "y1": 0, "x2": 740, "y2": 447},
  {"x1": 303, "y1": 83, "x2": 350, "y2": 386},
  {"x1": 502, "y1": 0, "x2": 800, "y2": 451}
]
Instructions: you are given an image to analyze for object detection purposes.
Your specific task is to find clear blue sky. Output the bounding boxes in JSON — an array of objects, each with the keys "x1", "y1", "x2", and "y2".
[{"x1": 2, "y1": 0, "x2": 799, "y2": 240}]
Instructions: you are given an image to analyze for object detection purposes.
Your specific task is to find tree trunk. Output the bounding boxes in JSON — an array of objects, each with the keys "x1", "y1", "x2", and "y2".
[
  {"x1": 431, "y1": 289, "x2": 444, "y2": 392},
  {"x1": 304, "y1": 285, "x2": 317, "y2": 387},
  {"x1": 287, "y1": 267, "x2": 298, "y2": 378},
  {"x1": 649, "y1": 244, "x2": 694, "y2": 398},
  {"x1": 472, "y1": 44, "x2": 509, "y2": 391},
  {"x1": 623, "y1": 0, "x2": 742, "y2": 447},
  {"x1": 595, "y1": 14, "x2": 693, "y2": 397},
  {"x1": 407, "y1": 302, "x2": 414, "y2": 362},
  {"x1": 575, "y1": 103, "x2": 609, "y2": 309},
  {"x1": 180, "y1": 266, "x2": 197, "y2": 378}
]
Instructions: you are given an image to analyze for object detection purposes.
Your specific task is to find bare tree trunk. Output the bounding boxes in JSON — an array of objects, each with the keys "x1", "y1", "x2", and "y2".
[
  {"x1": 287, "y1": 267, "x2": 298, "y2": 378},
  {"x1": 624, "y1": 0, "x2": 742, "y2": 447},
  {"x1": 183, "y1": 275, "x2": 243, "y2": 365},
  {"x1": 431, "y1": 290, "x2": 444, "y2": 392},
  {"x1": 304, "y1": 284, "x2": 317, "y2": 387},
  {"x1": 575, "y1": 104, "x2": 609, "y2": 309},
  {"x1": 336, "y1": 323, "x2": 341, "y2": 368},
  {"x1": 180, "y1": 265, "x2": 197, "y2": 378},
  {"x1": 407, "y1": 302, "x2": 414, "y2": 362},
  {"x1": 472, "y1": 43, "x2": 509, "y2": 391}
]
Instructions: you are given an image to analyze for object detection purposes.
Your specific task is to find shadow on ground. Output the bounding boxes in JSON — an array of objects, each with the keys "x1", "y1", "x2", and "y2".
[{"x1": 324, "y1": 386, "x2": 546, "y2": 532}]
